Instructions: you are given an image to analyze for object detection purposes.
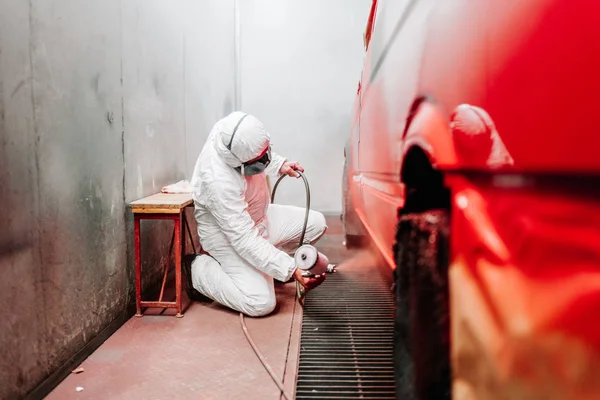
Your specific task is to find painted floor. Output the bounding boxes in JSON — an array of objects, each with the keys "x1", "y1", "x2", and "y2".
[{"x1": 47, "y1": 215, "x2": 360, "y2": 400}]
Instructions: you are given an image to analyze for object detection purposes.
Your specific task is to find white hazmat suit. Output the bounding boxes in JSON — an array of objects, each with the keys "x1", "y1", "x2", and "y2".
[{"x1": 190, "y1": 112, "x2": 327, "y2": 317}]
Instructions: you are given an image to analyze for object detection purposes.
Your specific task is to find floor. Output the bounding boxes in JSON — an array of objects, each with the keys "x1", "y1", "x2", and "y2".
[{"x1": 47, "y1": 215, "x2": 363, "y2": 400}]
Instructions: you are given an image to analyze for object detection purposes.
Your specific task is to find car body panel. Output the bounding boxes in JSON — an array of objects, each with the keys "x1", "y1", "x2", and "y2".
[
  {"x1": 347, "y1": 0, "x2": 600, "y2": 268},
  {"x1": 344, "y1": 0, "x2": 600, "y2": 397},
  {"x1": 448, "y1": 174, "x2": 600, "y2": 399}
]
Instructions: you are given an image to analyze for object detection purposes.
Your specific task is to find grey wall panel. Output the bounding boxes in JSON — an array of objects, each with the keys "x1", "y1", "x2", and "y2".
[
  {"x1": 122, "y1": 1, "x2": 189, "y2": 289},
  {"x1": 29, "y1": 0, "x2": 126, "y2": 375},
  {"x1": 184, "y1": 0, "x2": 236, "y2": 176},
  {"x1": 0, "y1": 1, "x2": 47, "y2": 398}
]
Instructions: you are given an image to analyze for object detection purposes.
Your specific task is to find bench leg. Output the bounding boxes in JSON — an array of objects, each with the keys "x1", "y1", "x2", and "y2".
[
  {"x1": 158, "y1": 227, "x2": 176, "y2": 302},
  {"x1": 175, "y1": 216, "x2": 183, "y2": 318},
  {"x1": 134, "y1": 215, "x2": 142, "y2": 317}
]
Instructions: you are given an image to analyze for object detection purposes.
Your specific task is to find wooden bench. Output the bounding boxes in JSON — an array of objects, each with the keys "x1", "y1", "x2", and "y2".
[{"x1": 129, "y1": 193, "x2": 196, "y2": 317}]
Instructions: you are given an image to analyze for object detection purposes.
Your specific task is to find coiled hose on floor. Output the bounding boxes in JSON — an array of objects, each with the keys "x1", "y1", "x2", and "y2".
[{"x1": 240, "y1": 171, "x2": 311, "y2": 400}]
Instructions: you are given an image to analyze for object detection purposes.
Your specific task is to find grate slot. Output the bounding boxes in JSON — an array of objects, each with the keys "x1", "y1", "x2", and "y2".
[{"x1": 295, "y1": 266, "x2": 395, "y2": 399}]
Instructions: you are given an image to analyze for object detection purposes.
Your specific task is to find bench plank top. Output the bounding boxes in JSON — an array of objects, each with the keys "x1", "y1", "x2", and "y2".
[{"x1": 129, "y1": 193, "x2": 193, "y2": 214}]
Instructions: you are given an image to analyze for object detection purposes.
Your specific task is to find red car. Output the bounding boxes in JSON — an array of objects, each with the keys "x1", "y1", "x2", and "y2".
[{"x1": 342, "y1": 1, "x2": 600, "y2": 398}]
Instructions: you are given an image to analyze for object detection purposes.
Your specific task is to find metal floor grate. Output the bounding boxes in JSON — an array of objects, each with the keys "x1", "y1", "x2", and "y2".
[{"x1": 295, "y1": 267, "x2": 396, "y2": 399}]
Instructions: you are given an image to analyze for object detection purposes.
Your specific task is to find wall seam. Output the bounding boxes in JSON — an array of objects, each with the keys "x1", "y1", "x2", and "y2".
[
  {"x1": 119, "y1": 0, "x2": 130, "y2": 303},
  {"x1": 28, "y1": 0, "x2": 51, "y2": 377},
  {"x1": 183, "y1": 26, "x2": 188, "y2": 177}
]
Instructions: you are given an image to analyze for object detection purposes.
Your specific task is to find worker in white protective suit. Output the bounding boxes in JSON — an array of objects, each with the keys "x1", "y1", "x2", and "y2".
[{"x1": 189, "y1": 112, "x2": 327, "y2": 317}]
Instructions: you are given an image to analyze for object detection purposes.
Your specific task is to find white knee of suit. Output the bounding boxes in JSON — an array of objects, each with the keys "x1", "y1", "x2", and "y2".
[
  {"x1": 308, "y1": 210, "x2": 327, "y2": 242},
  {"x1": 243, "y1": 295, "x2": 276, "y2": 317},
  {"x1": 190, "y1": 254, "x2": 276, "y2": 317}
]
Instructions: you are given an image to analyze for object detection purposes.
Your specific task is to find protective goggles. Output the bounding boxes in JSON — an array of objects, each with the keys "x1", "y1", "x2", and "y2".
[{"x1": 227, "y1": 114, "x2": 272, "y2": 176}]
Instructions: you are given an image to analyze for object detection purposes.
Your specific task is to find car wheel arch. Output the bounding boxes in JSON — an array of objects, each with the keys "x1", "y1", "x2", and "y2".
[
  {"x1": 398, "y1": 97, "x2": 452, "y2": 215},
  {"x1": 400, "y1": 95, "x2": 457, "y2": 175}
]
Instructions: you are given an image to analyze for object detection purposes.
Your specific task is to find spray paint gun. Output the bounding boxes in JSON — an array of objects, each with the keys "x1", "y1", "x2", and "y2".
[
  {"x1": 270, "y1": 170, "x2": 337, "y2": 302},
  {"x1": 294, "y1": 244, "x2": 337, "y2": 276},
  {"x1": 293, "y1": 244, "x2": 336, "y2": 302}
]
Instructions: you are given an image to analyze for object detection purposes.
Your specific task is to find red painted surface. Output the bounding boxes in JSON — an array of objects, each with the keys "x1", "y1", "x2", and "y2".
[
  {"x1": 174, "y1": 217, "x2": 182, "y2": 317},
  {"x1": 347, "y1": 0, "x2": 600, "y2": 397},
  {"x1": 134, "y1": 216, "x2": 142, "y2": 317},
  {"x1": 349, "y1": 0, "x2": 600, "y2": 265},
  {"x1": 447, "y1": 175, "x2": 600, "y2": 398}
]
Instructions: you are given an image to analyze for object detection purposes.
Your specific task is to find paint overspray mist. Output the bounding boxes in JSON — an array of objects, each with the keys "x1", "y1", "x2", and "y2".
[{"x1": 334, "y1": 239, "x2": 386, "y2": 272}]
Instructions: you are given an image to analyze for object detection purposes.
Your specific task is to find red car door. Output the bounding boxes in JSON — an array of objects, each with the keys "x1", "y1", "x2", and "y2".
[{"x1": 358, "y1": 0, "x2": 433, "y2": 267}]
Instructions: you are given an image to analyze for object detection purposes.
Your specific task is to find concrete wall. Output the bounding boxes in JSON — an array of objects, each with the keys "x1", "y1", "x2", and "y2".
[
  {"x1": 240, "y1": 0, "x2": 370, "y2": 212},
  {"x1": 0, "y1": 1, "x2": 234, "y2": 398},
  {"x1": 0, "y1": 0, "x2": 46, "y2": 395},
  {"x1": 1, "y1": 1, "x2": 127, "y2": 397}
]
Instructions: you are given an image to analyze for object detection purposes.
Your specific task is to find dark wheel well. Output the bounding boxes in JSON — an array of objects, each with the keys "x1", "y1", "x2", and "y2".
[
  {"x1": 400, "y1": 146, "x2": 450, "y2": 215},
  {"x1": 394, "y1": 146, "x2": 452, "y2": 399}
]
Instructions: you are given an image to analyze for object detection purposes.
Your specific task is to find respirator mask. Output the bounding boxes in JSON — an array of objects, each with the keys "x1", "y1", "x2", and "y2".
[{"x1": 227, "y1": 114, "x2": 272, "y2": 176}]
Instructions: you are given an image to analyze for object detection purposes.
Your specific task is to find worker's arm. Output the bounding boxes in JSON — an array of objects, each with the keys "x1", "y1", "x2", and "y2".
[
  {"x1": 266, "y1": 151, "x2": 286, "y2": 177},
  {"x1": 206, "y1": 177, "x2": 296, "y2": 282},
  {"x1": 267, "y1": 151, "x2": 304, "y2": 178}
]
